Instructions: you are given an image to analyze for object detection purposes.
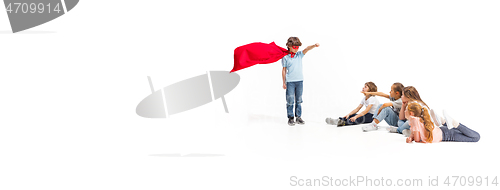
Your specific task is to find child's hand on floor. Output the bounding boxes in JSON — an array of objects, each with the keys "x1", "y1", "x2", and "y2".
[{"x1": 406, "y1": 137, "x2": 413, "y2": 143}]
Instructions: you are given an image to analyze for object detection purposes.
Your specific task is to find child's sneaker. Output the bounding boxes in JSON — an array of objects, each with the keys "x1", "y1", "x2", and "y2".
[
  {"x1": 296, "y1": 117, "x2": 305, "y2": 125},
  {"x1": 337, "y1": 119, "x2": 346, "y2": 127},
  {"x1": 362, "y1": 122, "x2": 378, "y2": 132},
  {"x1": 402, "y1": 129, "x2": 411, "y2": 137},
  {"x1": 386, "y1": 126, "x2": 398, "y2": 133},
  {"x1": 443, "y1": 110, "x2": 459, "y2": 129},
  {"x1": 325, "y1": 117, "x2": 338, "y2": 125},
  {"x1": 288, "y1": 118, "x2": 295, "y2": 126}
]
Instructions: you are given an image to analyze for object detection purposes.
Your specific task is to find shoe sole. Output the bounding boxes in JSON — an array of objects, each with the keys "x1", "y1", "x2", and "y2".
[
  {"x1": 386, "y1": 126, "x2": 398, "y2": 133},
  {"x1": 362, "y1": 126, "x2": 378, "y2": 132},
  {"x1": 402, "y1": 130, "x2": 411, "y2": 137}
]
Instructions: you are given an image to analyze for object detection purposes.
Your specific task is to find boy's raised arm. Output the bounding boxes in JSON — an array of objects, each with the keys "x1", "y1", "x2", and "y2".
[{"x1": 303, "y1": 43, "x2": 320, "y2": 55}]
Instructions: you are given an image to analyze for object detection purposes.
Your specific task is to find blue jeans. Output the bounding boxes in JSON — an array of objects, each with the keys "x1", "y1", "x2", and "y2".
[
  {"x1": 397, "y1": 120, "x2": 410, "y2": 134},
  {"x1": 286, "y1": 81, "x2": 303, "y2": 118},
  {"x1": 339, "y1": 113, "x2": 374, "y2": 126},
  {"x1": 373, "y1": 104, "x2": 399, "y2": 126},
  {"x1": 440, "y1": 123, "x2": 480, "y2": 142}
]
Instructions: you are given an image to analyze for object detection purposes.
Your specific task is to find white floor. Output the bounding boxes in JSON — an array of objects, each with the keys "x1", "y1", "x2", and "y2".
[
  {"x1": 2, "y1": 1, "x2": 499, "y2": 189},
  {"x1": 2, "y1": 82, "x2": 497, "y2": 190}
]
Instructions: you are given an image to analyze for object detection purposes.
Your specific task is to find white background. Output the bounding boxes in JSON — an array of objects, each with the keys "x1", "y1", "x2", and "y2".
[{"x1": 1, "y1": 0, "x2": 499, "y2": 189}]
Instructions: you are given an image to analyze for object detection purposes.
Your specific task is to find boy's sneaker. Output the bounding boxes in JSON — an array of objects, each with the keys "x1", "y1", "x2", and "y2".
[
  {"x1": 296, "y1": 117, "x2": 305, "y2": 125},
  {"x1": 325, "y1": 117, "x2": 338, "y2": 125},
  {"x1": 362, "y1": 122, "x2": 378, "y2": 132},
  {"x1": 402, "y1": 129, "x2": 411, "y2": 137},
  {"x1": 386, "y1": 126, "x2": 398, "y2": 133},
  {"x1": 337, "y1": 119, "x2": 346, "y2": 127},
  {"x1": 288, "y1": 117, "x2": 295, "y2": 126}
]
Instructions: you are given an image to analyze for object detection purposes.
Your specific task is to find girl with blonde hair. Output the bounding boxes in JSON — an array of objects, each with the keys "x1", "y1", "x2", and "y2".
[
  {"x1": 406, "y1": 102, "x2": 480, "y2": 143},
  {"x1": 396, "y1": 86, "x2": 433, "y2": 136}
]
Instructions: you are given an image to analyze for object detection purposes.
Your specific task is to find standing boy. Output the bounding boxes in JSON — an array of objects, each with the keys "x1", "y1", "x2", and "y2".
[{"x1": 282, "y1": 37, "x2": 320, "y2": 126}]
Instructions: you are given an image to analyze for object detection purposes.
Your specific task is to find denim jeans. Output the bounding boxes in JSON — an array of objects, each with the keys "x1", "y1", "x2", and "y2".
[
  {"x1": 339, "y1": 113, "x2": 374, "y2": 126},
  {"x1": 286, "y1": 81, "x2": 303, "y2": 118},
  {"x1": 440, "y1": 123, "x2": 480, "y2": 142},
  {"x1": 397, "y1": 120, "x2": 410, "y2": 134},
  {"x1": 373, "y1": 104, "x2": 399, "y2": 127}
]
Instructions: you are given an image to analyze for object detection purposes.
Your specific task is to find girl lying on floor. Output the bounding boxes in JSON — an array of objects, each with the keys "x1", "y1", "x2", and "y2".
[{"x1": 405, "y1": 102, "x2": 480, "y2": 143}]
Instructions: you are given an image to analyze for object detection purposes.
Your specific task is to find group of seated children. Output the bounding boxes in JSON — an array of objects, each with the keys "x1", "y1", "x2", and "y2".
[{"x1": 325, "y1": 83, "x2": 480, "y2": 143}]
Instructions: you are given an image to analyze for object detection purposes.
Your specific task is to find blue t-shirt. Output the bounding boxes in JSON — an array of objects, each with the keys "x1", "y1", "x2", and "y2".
[{"x1": 282, "y1": 51, "x2": 304, "y2": 82}]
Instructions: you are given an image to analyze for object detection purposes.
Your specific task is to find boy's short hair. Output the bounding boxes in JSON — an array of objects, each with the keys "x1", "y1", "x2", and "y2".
[
  {"x1": 392, "y1": 82, "x2": 404, "y2": 95},
  {"x1": 286, "y1": 37, "x2": 302, "y2": 47},
  {"x1": 365, "y1": 82, "x2": 377, "y2": 92}
]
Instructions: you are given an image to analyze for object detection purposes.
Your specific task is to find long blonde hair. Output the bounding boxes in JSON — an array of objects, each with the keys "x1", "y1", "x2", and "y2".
[
  {"x1": 403, "y1": 86, "x2": 429, "y2": 108},
  {"x1": 407, "y1": 102, "x2": 435, "y2": 142}
]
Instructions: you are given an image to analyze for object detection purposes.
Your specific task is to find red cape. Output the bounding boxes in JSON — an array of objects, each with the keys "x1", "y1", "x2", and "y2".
[{"x1": 231, "y1": 42, "x2": 289, "y2": 72}]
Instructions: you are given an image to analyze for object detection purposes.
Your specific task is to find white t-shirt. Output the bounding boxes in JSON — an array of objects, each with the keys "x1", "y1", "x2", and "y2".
[{"x1": 360, "y1": 96, "x2": 380, "y2": 114}]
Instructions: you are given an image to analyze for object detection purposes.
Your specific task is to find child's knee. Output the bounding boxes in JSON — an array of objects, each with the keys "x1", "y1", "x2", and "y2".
[
  {"x1": 472, "y1": 133, "x2": 480, "y2": 142},
  {"x1": 295, "y1": 97, "x2": 303, "y2": 104},
  {"x1": 286, "y1": 95, "x2": 294, "y2": 105},
  {"x1": 380, "y1": 106, "x2": 392, "y2": 113}
]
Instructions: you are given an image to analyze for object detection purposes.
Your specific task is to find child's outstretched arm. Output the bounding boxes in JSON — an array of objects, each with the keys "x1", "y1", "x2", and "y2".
[
  {"x1": 303, "y1": 43, "x2": 320, "y2": 55},
  {"x1": 362, "y1": 92, "x2": 390, "y2": 99}
]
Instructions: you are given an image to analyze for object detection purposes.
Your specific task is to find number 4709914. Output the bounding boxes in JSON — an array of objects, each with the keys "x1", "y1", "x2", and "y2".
[
  {"x1": 5, "y1": 3, "x2": 61, "y2": 14},
  {"x1": 444, "y1": 176, "x2": 498, "y2": 186}
]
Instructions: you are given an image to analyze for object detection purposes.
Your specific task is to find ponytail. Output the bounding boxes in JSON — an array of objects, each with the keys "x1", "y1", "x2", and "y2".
[
  {"x1": 421, "y1": 107, "x2": 435, "y2": 142},
  {"x1": 408, "y1": 103, "x2": 435, "y2": 143}
]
